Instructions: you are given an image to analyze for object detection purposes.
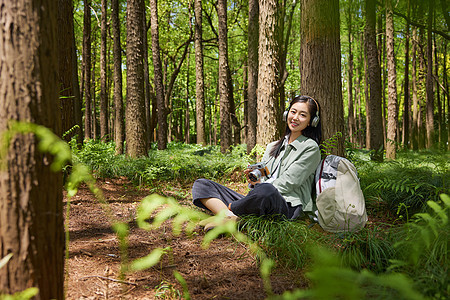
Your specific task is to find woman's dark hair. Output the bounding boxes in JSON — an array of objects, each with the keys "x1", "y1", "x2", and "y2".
[{"x1": 269, "y1": 95, "x2": 322, "y2": 158}]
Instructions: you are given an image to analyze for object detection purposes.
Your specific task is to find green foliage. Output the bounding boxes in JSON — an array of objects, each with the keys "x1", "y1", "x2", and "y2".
[
  {"x1": 389, "y1": 195, "x2": 449, "y2": 299},
  {"x1": 356, "y1": 150, "x2": 449, "y2": 214},
  {"x1": 71, "y1": 140, "x2": 252, "y2": 183},
  {"x1": 0, "y1": 288, "x2": 39, "y2": 300},
  {"x1": 272, "y1": 247, "x2": 425, "y2": 300},
  {"x1": 320, "y1": 132, "x2": 343, "y2": 156},
  {"x1": 322, "y1": 225, "x2": 396, "y2": 273},
  {"x1": 238, "y1": 216, "x2": 320, "y2": 269}
]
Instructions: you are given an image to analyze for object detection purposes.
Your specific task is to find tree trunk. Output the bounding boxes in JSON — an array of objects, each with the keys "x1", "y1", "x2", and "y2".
[
  {"x1": 346, "y1": 0, "x2": 355, "y2": 145},
  {"x1": 83, "y1": 0, "x2": 92, "y2": 140},
  {"x1": 150, "y1": 0, "x2": 167, "y2": 150},
  {"x1": 411, "y1": 26, "x2": 419, "y2": 150},
  {"x1": 247, "y1": 0, "x2": 258, "y2": 153},
  {"x1": 112, "y1": 0, "x2": 124, "y2": 154},
  {"x1": 257, "y1": 0, "x2": 279, "y2": 147},
  {"x1": 100, "y1": 0, "x2": 108, "y2": 141},
  {"x1": 385, "y1": 0, "x2": 398, "y2": 159},
  {"x1": 194, "y1": 0, "x2": 206, "y2": 146},
  {"x1": 217, "y1": 0, "x2": 232, "y2": 152},
  {"x1": 425, "y1": 0, "x2": 435, "y2": 148},
  {"x1": 126, "y1": 0, "x2": 148, "y2": 157},
  {"x1": 0, "y1": 0, "x2": 64, "y2": 297},
  {"x1": 300, "y1": 0, "x2": 344, "y2": 156},
  {"x1": 142, "y1": 1, "x2": 152, "y2": 150},
  {"x1": 364, "y1": 0, "x2": 384, "y2": 161},
  {"x1": 185, "y1": 43, "x2": 191, "y2": 144},
  {"x1": 58, "y1": 0, "x2": 78, "y2": 141},
  {"x1": 402, "y1": 0, "x2": 411, "y2": 149}
]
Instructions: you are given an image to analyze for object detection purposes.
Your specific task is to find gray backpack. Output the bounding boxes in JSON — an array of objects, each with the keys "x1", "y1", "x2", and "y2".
[{"x1": 314, "y1": 155, "x2": 368, "y2": 233}]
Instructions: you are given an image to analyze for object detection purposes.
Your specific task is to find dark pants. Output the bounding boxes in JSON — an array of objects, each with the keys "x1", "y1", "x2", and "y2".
[{"x1": 192, "y1": 178, "x2": 302, "y2": 219}]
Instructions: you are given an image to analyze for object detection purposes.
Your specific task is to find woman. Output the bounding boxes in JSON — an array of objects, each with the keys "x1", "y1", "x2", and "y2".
[{"x1": 192, "y1": 95, "x2": 322, "y2": 228}]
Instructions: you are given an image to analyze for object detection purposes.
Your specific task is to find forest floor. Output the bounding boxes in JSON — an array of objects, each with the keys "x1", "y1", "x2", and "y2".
[
  {"x1": 64, "y1": 177, "x2": 393, "y2": 300},
  {"x1": 64, "y1": 177, "x2": 311, "y2": 299}
]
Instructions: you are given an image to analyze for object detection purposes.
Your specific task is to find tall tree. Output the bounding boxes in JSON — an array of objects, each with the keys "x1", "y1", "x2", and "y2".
[
  {"x1": 112, "y1": 0, "x2": 124, "y2": 154},
  {"x1": 150, "y1": 0, "x2": 167, "y2": 150},
  {"x1": 126, "y1": 0, "x2": 148, "y2": 156},
  {"x1": 346, "y1": 0, "x2": 356, "y2": 145},
  {"x1": 194, "y1": 0, "x2": 206, "y2": 146},
  {"x1": 83, "y1": 0, "x2": 92, "y2": 140},
  {"x1": 300, "y1": 0, "x2": 344, "y2": 156},
  {"x1": 217, "y1": 0, "x2": 232, "y2": 152},
  {"x1": 385, "y1": 0, "x2": 398, "y2": 159},
  {"x1": 100, "y1": 0, "x2": 108, "y2": 141},
  {"x1": 142, "y1": 3, "x2": 152, "y2": 148},
  {"x1": 0, "y1": 0, "x2": 64, "y2": 297},
  {"x1": 425, "y1": 0, "x2": 435, "y2": 148},
  {"x1": 58, "y1": 0, "x2": 78, "y2": 141},
  {"x1": 411, "y1": 25, "x2": 419, "y2": 150},
  {"x1": 257, "y1": 0, "x2": 279, "y2": 147},
  {"x1": 247, "y1": 0, "x2": 259, "y2": 153},
  {"x1": 364, "y1": 0, "x2": 384, "y2": 161},
  {"x1": 402, "y1": 0, "x2": 411, "y2": 149}
]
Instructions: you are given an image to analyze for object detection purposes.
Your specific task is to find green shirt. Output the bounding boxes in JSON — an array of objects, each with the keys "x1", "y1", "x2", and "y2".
[{"x1": 261, "y1": 135, "x2": 321, "y2": 212}]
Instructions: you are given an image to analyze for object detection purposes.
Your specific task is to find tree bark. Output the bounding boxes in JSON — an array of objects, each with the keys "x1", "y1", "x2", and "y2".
[
  {"x1": 346, "y1": 0, "x2": 355, "y2": 145},
  {"x1": 150, "y1": 0, "x2": 167, "y2": 150},
  {"x1": 112, "y1": 0, "x2": 124, "y2": 154},
  {"x1": 411, "y1": 26, "x2": 419, "y2": 150},
  {"x1": 425, "y1": 0, "x2": 435, "y2": 148},
  {"x1": 126, "y1": 0, "x2": 148, "y2": 157},
  {"x1": 257, "y1": 0, "x2": 279, "y2": 147},
  {"x1": 247, "y1": 0, "x2": 258, "y2": 153},
  {"x1": 300, "y1": 0, "x2": 344, "y2": 156},
  {"x1": 83, "y1": 0, "x2": 92, "y2": 140},
  {"x1": 402, "y1": 0, "x2": 411, "y2": 149},
  {"x1": 58, "y1": 0, "x2": 79, "y2": 141},
  {"x1": 217, "y1": 0, "x2": 232, "y2": 152},
  {"x1": 385, "y1": 0, "x2": 398, "y2": 159},
  {"x1": 0, "y1": 0, "x2": 64, "y2": 297},
  {"x1": 194, "y1": 0, "x2": 206, "y2": 146},
  {"x1": 100, "y1": 0, "x2": 108, "y2": 141},
  {"x1": 364, "y1": 0, "x2": 384, "y2": 161}
]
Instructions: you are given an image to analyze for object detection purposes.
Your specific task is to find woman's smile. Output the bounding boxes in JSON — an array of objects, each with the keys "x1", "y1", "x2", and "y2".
[{"x1": 287, "y1": 102, "x2": 311, "y2": 141}]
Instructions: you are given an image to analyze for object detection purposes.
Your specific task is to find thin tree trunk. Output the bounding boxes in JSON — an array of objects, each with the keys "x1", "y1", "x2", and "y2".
[
  {"x1": 185, "y1": 44, "x2": 191, "y2": 144},
  {"x1": 100, "y1": 0, "x2": 108, "y2": 141},
  {"x1": 347, "y1": 0, "x2": 355, "y2": 145},
  {"x1": 247, "y1": 0, "x2": 258, "y2": 153},
  {"x1": 364, "y1": 0, "x2": 384, "y2": 161},
  {"x1": 217, "y1": 0, "x2": 232, "y2": 152},
  {"x1": 385, "y1": 0, "x2": 398, "y2": 159},
  {"x1": 83, "y1": 0, "x2": 92, "y2": 140},
  {"x1": 425, "y1": 0, "x2": 435, "y2": 148},
  {"x1": 112, "y1": 0, "x2": 124, "y2": 154},
  {"x1": 194, "y1": 0, "x2": 206, "y2": 146},
  {"x1": 403, "y1": 0, "x2": 411, "y2": 149},
  {"x1": 411, "y1": 26, "x2": 419, "y2": 150},
  {"x1": 58, "y1": 0, "x2": 77, "y2": 140},
  {"x1": 143, "y1": 2, "x2": 152, "y2": 150},
  {"x1": 150, "y1": 0, "x2": 167, "y2": 150}
]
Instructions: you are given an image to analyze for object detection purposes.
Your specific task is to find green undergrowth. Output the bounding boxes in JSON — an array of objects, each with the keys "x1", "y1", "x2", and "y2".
[{"x1": 71, "y1": 139, "x2": 252, "y2": 184}]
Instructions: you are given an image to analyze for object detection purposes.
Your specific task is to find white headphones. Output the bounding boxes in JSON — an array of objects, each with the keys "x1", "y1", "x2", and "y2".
[{"x1": 282, "y1": 96, "x2": 320, "y2": 127}]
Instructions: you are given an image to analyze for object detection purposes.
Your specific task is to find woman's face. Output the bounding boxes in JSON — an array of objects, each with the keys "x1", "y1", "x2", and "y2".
[{"x1": 287, "y1": 102, "x2": 311, "y2": 136}]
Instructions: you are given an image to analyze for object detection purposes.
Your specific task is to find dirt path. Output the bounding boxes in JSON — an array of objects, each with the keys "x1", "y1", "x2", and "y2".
[{"x1": 65, "y1": 178, "x2": 306, "y2": 299}]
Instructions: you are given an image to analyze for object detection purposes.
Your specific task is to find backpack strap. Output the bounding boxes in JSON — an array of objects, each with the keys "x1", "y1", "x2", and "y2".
[{"x1": 318, "y1": 158, "x2": 327, "y2": 194}]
